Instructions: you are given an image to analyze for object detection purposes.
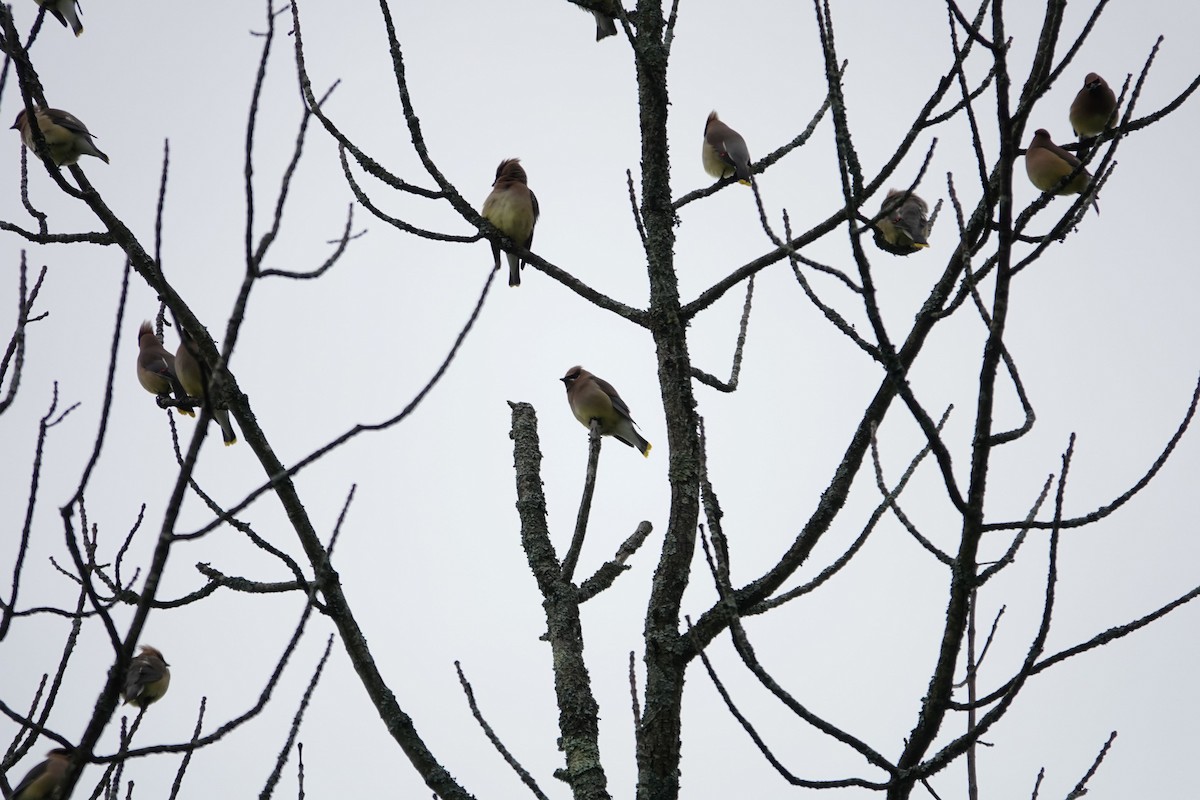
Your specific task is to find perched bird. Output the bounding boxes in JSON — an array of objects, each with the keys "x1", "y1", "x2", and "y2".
[
  {"x1": 1024, "y1": 128, "x2": 1098, "y2": 213},
  {"x1": 874, "y1": 189, "x2": 930, "y2": 255},
  {"x1": 136, "y1": 321, "x2": 192, "y2": 415},
  {"x1": 561, "y1": 366, "x2": 651, "y2": 457},
  {"x1": 175, "y1": 327, "x2": 238, "y2": 446},
  {"x1": 1069, "y1": 72, "x2": 1117, "y2": 138},
  {"x1": 702, "y1": 111, "x2": 752, "y2": 186},
  {"x1": 33, "y1": 0, "x2": 83, "y2": 36},
  {"x1": 481, "y1": 158, "x2": 539, "y2": 287},
  {"x1": 8, "y1": 748, "x2": 71, "y2": 800},
  {"x1": 11, "y1": 107, "x2": 108, "y2": 167},
  {"x1": 122, "y1": 645, "x2": 171, "y2": 709}
]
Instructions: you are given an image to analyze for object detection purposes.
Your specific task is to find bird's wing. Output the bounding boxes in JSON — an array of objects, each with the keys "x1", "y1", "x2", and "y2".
[{"x1": 593, "y1": 376, "x2": 633, "y2": 419}]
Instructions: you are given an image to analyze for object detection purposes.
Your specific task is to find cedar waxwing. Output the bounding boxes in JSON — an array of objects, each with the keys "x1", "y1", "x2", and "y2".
[
  {"x1": 175, "y1": 327, "x2": 238, "y2": 446},
  {"x1": 481, "y1": 159, "x2": 539, "y2": 287},
  {"x1": 122, "y1": 645, "x2": 171, "y2": 709},
  {"x1": 561, "y1": 366, "x2": 651, "y2": 457},
  {"x1": 136, "y1": 321, "x2": 192, "y2": 415},
  {"x1": 1069, "y1": 73, "x2": 1117, "y2": 138},
  {"x1": 8, "y1": 748, "x2": 71, "y2": 800},
  {"x1": 11, "y1": 107, "x2": 108, "y2": 167},
  {"x1": 874, "y1": 189, "x2": 930, "y2": 254},
  {"x1": 1024, "y1": 129, "x2": 1098, "y2": 213},
  {"x1": 702, "y1": 111, "x2": 752, "y2": 186},
  {"x1": 32, "y1": 0, "x2": 82, "y2": 36}
]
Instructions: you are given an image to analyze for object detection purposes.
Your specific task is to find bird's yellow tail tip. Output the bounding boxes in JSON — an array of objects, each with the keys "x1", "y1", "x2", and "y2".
[
  {"x1": 642, "y1": 443, "x2": 652, "y2": 458},
  {"x1": 738, "y1": 179, "x2": 752, "y2": 187},
  {"x1": 224, "y1": 439, "x2": 238, "y2": 447}
]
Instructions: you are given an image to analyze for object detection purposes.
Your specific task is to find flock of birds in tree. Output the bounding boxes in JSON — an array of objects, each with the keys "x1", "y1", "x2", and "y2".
[
  {"x1": 3, "y1": 10, "x2": 1118, "y2": 790},
  {"x1": 472, "y1": 70, "x2": 1112, "y2": 459},
  {"x1": 11, "y1": 1, "x2": 1114, "y2": 465},
  {"x1": 12, "y1": 3, "x2": 672, "y2": 460}
]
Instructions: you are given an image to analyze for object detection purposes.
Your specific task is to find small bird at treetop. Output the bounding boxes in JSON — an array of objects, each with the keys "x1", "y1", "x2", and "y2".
[
  {"x1": 561, "y1": 365, "x2": 651, "y2": 457},
  {"x1": 1069, "y1": 72, "x2": 1117, "y2": 138},
  {"x1": 874, "y1": 189, "x2": 931, "y2": 255},
  {"x1": 702, "y1": 111, "x2": 753, "y2": 186},
  {"x1": 11, "y1": 107, "x2": 108, "y2": 166},
  {"x1": 8, "y1": 748, "x2": 72, "y2": 800},
  {"x1": 122, "y1": 645, "x2": 171, "y2": 709},
  {"x1": 135, "y1": 321, "x2": 192, "y2": 415},
  {"x1": 176, "y1": 327, "x2": 239, "y2": 446},
  {"x1": 481, "y1": 158, "x2": 539, "y2": 288},
  {"x1": 1024, "y1": 128, "x2": 1099, "y2": 214}
]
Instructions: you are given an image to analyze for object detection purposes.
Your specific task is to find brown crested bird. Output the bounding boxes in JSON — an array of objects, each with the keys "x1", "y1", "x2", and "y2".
[
  {"x1": 1024, "y1": 129, "x2": 1098, "y2": 214},
  {"x1": 875, "y1": 189, "x2": 930, "y2": 255},
  {"x1": 11, "y1": 107, "x2": 108, "y2": 167},
  {"x1": 561, "y1": 366, "x2": 651, "y2": 457},
  {"x1": 176, "y1": 327, "x2": 238, "y2": 446},
  {"x1": 481, "y1": 158, "x2": 539, "y2": 287},
  {"x1": 33, "y1": 0, "x2": 83, "y2": 36},
  {"x1": 122, "y1": 645, "x2": 171, "y2": 709},
  {"x1": 702, "y1": 111, "x2": 752, "y2": 186},
  {"x1": 8, "y1": 748, "x2": 71, "y2": 800},
  {"x1": 136, "y1": 321, "x2": 192, "y2": 415},
  {"x1": 1069, "y1": 72, "x2": 1117, "y2": 138}
]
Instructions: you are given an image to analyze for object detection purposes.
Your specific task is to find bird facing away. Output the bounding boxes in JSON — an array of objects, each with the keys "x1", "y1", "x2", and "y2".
[
  {"x1": 561, "y1": 366, "x2": 651, "y2": 457},
  {"x1": 9, "y1": 748, "x2": 71, "y2": 800},
  {"x1": 481, "y1": 158, "x2": 539, "y2": 287},
  {"x1": 176, "y1": 327, "x2": 238, "y2": 446},
  {"x1": 702, "y1": 111, "x2": 752, "y2": 186},
  {"x1": 136, "y1": 321, "x2": 192, "y2": 415},
  {"x1": 1024, "y1": 128, "x2": 1099, "y2": 213},
  {"x1": 875, "y1": 189, "x2": 930, "y2": 254},
  {"x1": 11, "y1": 107, "x2": 108, "y2": 167},
  {"x1": 122, "y1": 645, "x2": 171, "y2": 709},
  {"x1": 33, "y1": 0, "x2": 83, "y2": 36},
  {"x1": 1069, "y1": 72, "x2": 1117, "y2": 138}
]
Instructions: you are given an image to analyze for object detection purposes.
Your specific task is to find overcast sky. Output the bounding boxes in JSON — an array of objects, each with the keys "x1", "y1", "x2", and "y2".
[{"x1": 3, "y1": 1, "x2": 1200, "y2": 798}]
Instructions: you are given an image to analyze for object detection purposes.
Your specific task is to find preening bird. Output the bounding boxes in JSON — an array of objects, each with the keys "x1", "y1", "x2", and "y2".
[
  {"x1": 122, "y1": 645, "x2": 171, "y2": 709},
  {"x1": 1024, "y1": 128, "x2": 1099, "y2": 214},
  {"x1": 8, "y1": 748, "x2": 71, "y2": 800},
  {"x1": 702, "y1": 111, "x2": 752, "y2": 185},
  {"x1": 136, "y1": 321, "x2": 192, "y2": 415},
  {"x1": 175, "y1": 327, "x2": 238, "y2": 446},
  {"x1": 1069, "y1": 72, "x2": 1117, "y2": 138},
  {"x1": 874, "y1": 189, "x2": 930, "y2": 254},
  {"x1": 481, "y1": 158, "x2": 539, "y2": 287},
  {"x1": 11, "y1": 107, "x2": 108, "y2": 166},
  {"x1": 561, "y1": 365, "x2": 651, "y2": 457},
  {"x1": 33, "y1": 0, "x2": 83, "y2": 36}
]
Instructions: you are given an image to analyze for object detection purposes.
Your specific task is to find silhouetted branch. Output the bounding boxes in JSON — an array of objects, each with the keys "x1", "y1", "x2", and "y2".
[
  {"x1": 690, "y1": 276, "x2": 754, "y2": 393},
  {"x1": 455, "y1": 661, "x2": 551, "y2": 800}
]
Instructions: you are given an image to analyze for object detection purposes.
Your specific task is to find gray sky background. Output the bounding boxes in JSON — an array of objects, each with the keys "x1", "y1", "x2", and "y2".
[{"x1": 3, "y1": 1, "x2": 1200, "y2": 798}]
